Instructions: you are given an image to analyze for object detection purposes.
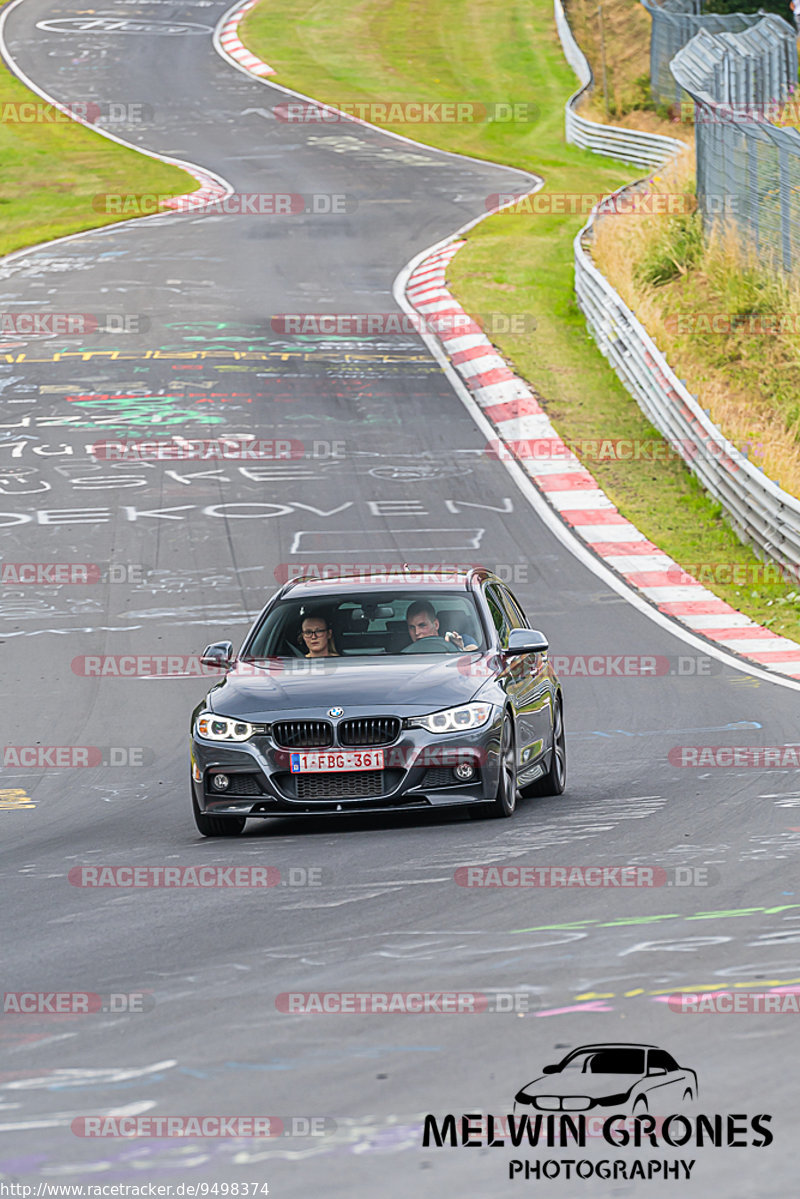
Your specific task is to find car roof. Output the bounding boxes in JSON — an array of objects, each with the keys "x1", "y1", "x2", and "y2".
[
  {"x1": 280, "y1": 569, "x2": 496, "y2": 597},
  {"x1": 564, "y1": 1043, "x2": 660, "y2": 1052}
]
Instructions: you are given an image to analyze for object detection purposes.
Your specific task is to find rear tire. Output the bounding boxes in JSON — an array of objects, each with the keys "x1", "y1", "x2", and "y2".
[
  {"x1": 469, "y1": 715, "x2": 517, "y2": 819},
  {"x1": 192, "y1": 788, "x2": 246, "y2": 837},
  {"x1": 525, "y1": 696, "x2": 566, "y2": 797}
]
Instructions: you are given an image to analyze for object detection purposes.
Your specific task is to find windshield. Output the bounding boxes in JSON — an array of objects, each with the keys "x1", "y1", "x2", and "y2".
[
  {"x1": 559, "y1": 1049, "x2": 646, "y2": 1075},
  {"x1": 243, "y1": 591, "x2": 487, "y2": 659}
]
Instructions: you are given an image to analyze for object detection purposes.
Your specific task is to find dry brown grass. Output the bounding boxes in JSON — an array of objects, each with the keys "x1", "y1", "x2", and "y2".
[
  {"x1": 565, "y1": 0, "x2": 694, "y2": 144},
  {"x1": 592, "y1": 149, "x2": 800, "y2": 498},
  {"x1": 567, "y1": 0, "x2": 649, "y2": 110}
]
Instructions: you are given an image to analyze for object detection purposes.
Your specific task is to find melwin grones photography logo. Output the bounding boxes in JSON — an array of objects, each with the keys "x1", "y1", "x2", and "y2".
[{"x1": 421, "y1": 1042, "x2": 773, "y2": 1183}]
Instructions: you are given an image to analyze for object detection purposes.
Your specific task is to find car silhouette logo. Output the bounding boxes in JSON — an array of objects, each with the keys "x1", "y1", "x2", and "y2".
[
  {"x1": 328, "y1": 707, "x2": 344, "y2": 718},
  {"x1": 514, "y1": 1043, "x2": 698, "y2": 1116}
]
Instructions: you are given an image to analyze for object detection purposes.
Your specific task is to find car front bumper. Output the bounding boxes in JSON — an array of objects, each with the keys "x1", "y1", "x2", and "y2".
[{"x1": 190, "y1": 716, "x2": 506, "y2": 818}]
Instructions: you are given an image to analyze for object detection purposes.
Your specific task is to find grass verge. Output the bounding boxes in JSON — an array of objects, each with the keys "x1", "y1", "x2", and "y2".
[
  {"x1": 241, "y1": 0, "x2": 800, "y2": 639},
  {"x1": 0, "y1": 9, "x2": 192, "y2": 258}
]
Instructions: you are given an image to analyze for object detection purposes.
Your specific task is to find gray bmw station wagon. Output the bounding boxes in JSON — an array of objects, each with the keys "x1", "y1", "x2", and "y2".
[{"x1": 190, "y1": 568, "x2": 565, "y2": 836}]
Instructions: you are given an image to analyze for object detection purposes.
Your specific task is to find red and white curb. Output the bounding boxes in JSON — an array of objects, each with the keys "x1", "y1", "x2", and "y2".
[
  {"x1": 216, "y1": 0, "x2": 275, "y2": 77},
  {"x1": 406, "y1": 242, "x2": 800, "y2": 681},
  {"x1": 161, "y1": 166, "x2": 229, "y2": 212}
]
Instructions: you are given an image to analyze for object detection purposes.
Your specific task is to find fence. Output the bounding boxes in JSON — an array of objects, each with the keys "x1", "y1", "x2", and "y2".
[
  {"x1": 554, "y1": 0, "x2": 684, "y2": 167},
  {"x1": 641, "y1": 0, "x2": 772, "y2": 107},
  {"x1": 671, "y1": 16, "x2": 800, "y2": 271}
]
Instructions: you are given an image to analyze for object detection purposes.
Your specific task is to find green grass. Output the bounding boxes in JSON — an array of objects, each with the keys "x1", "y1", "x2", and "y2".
[
  {"x1": 241, "y1": 0, "x2": 800, "y2": 640},
  {"x1": 0, "y1": 6, "x2": 192, "y2": 257}
]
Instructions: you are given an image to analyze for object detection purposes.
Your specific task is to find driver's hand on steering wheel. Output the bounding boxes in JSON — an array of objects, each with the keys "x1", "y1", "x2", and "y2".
[{"x1": 444, "y1": 630, "x2": 478, "y2": 650}]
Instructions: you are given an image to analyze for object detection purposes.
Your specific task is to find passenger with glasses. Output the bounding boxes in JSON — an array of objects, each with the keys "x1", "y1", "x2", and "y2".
[{"x1": 298, "y1": 610, "x2": 340, "y2": 658}]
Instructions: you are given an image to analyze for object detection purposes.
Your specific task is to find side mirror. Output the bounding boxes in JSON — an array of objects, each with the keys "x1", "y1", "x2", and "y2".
[
  {"x1": 648, "y1": 1066, "x2": 667, "y2": 1076},
  {"x1": 201, "y1": 641, "x2": 234, "y2": 669},
  {"x1": 505, "y1": 628, "x2": 549, "y2": 655},
  {"x1": 542, "y1": 1064, "x2": 559, "y2": 1075}
]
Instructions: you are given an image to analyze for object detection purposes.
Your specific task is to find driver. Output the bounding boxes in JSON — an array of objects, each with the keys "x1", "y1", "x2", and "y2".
[{"x1": 405, "y1": 601, "x2": 477, "y2": 650}]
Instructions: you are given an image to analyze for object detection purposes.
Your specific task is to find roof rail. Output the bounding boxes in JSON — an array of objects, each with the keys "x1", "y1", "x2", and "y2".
[
  {"x1": 465, "y1": 566, "x2": 489, "y2": 591},
  {"x1": 279, "y1": 575, "x2": 313, "y2": 595}
]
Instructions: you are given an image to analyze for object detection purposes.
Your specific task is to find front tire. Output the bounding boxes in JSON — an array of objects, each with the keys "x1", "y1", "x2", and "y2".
[
  {"x1": 192, "y1": 787, "x2": 246, "y2": 837},
  {"x1": 470, "y1": 715, "x2": 517, "y2": 819}
]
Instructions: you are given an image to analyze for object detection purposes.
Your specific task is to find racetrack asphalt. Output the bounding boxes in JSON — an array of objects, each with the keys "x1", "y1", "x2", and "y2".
[{"x1": 0, "y1": 2, "x2": 798, "y2": 1193}]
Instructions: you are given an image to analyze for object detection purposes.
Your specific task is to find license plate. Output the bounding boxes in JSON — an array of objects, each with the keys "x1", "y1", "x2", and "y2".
[{"x1": 290, "y1": 749, "x2": 385, "y2": 773}]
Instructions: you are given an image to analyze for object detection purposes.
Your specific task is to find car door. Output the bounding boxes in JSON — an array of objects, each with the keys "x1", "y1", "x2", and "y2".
[
  {"x1": 496, "y1": 583, "x2": 552, "y2": 770},
  {"x1": 484, "y1": 583, "x2": 540, "y2": 774}
]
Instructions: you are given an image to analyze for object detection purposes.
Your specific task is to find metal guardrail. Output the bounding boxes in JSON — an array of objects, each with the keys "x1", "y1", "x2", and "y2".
[
  {"x1": 574, "y1": 197, "x2": 800, "y2": 572},
  {"x1": 554, "y1": 0, "x2": 685, "y2": 168}
]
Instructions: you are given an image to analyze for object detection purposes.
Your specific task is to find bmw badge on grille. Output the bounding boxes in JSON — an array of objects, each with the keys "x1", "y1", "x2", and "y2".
[{"x1": 328, "y1": 707, "x2": 344, "y2": 718}]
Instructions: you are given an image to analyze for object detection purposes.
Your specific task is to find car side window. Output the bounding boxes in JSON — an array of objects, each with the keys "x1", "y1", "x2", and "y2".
[
  {"x1": 649, "y1": 1050, "x2": 676, "y2": 1072},
  {"x1": 484, "y1": 585, "x2": 511, "y2": 647},
  {"x1": 498, "y1": 585, "x2": 528, "y2": 630}
]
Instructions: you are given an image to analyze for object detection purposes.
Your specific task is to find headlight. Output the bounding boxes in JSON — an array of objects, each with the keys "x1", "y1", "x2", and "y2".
[
  {"x1": 407, "y1": 702, "x2": 493, "y2": 734},
  {"x1": 195, "y1": 711, "x2": 255, "y2": 742}
]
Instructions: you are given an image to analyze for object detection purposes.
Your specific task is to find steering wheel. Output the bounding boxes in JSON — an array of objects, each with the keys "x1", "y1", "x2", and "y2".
[{"x1": 401, "y1": 635, "x2": 459, "y2": 654}]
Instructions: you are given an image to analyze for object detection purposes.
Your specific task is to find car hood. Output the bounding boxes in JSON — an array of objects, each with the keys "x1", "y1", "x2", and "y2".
[
  {"x1": 516, "y1": 1072, "x2": 642, "y2": 1101},
  {"x1": 205, "y1": 654, "x2": 490, "y2": 719}
]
